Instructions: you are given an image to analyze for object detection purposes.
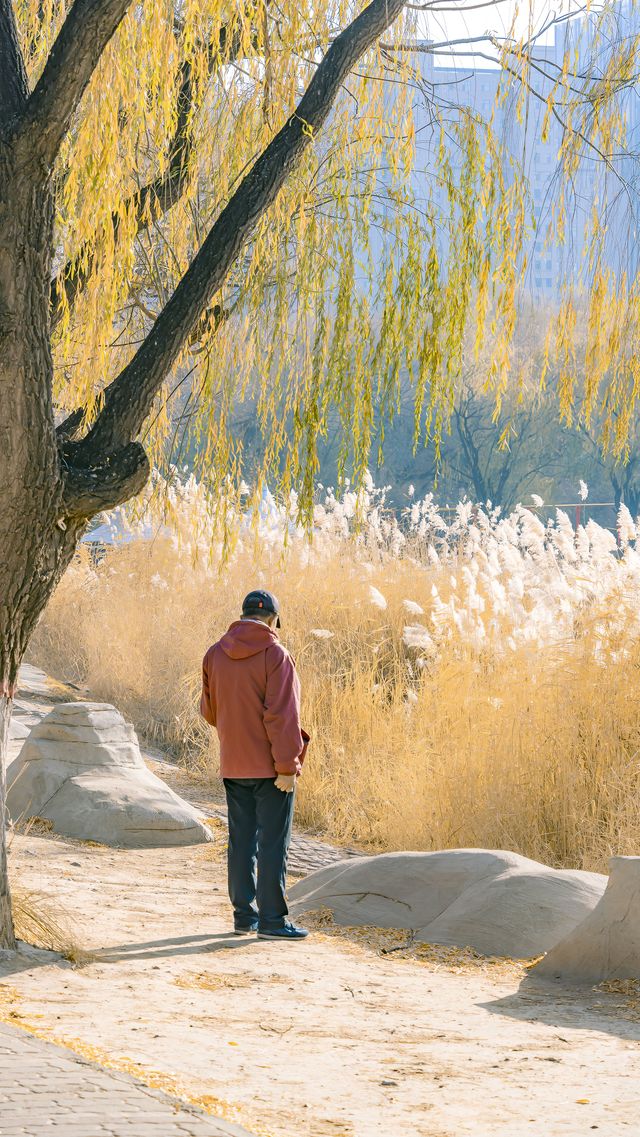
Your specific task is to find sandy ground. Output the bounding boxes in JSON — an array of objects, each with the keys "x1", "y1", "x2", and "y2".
[
  {"x1": 2, "y1": 827, "x2": 640, "y2": 1137},
  {"x1": 2, "y1": 666, "x2": 640, "y2": 1137}
]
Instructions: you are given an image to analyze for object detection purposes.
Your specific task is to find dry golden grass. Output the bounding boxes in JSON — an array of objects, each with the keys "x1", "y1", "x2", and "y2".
[
  {"x1": 195, "y1": 816, "x2": 227, "y2": 861},
  {"x1": 13, "y1": 816, "x2": 55, "y2": 838},
  {"x1": 12, "y1": 887, "x2": 93, "y2": 964},
  {"x1": 0, "y1": 981, "x2": 16, "y2": 1012},
  {"x1": 30, "y1": 524, "x2": 640, "y2": 874}
]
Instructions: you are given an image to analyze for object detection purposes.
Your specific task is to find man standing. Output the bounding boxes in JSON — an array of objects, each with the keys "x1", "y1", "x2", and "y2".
[{"x1": 200, "y1": 589, "x2": 309, "y2": 941}]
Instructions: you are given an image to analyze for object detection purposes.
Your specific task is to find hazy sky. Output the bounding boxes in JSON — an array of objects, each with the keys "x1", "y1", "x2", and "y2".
[{"x1": 417, "y1": 0, "x2": 588, "y2": 63}]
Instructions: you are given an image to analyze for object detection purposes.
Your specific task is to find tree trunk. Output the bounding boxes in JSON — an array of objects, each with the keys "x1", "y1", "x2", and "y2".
[
  {"x1": 0, "y1": 138, "x2": 80, "y2": 948},
  {"x1": 0, "y1": 696, "x2": 15, "y2": 950}
]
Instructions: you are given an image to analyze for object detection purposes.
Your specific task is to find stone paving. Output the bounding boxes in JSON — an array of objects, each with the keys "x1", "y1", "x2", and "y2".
[{"x1": 0, "y1": 1021, "x2": 252, "y2": 1137}]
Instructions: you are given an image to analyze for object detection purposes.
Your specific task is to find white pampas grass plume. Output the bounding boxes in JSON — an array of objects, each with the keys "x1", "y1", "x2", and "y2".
[
  {"x1": 402, "y1": 599, "x2": 424, "y2": 616},
  {"x1": 403, "y1": 625, "x2": 436, "y2": 653},
  {"x1": 368, "y1": 586, "x2": 388, "y2": 610}
]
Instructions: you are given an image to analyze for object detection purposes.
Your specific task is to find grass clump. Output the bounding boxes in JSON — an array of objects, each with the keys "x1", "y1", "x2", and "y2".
[{"x1": 12, "y1": 887, "x2": 92, "y2": 964}]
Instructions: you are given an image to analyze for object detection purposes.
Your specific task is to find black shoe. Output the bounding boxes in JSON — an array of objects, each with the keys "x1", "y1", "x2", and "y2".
[
  {"x1": 233, "y1": 924, "x2": 258, "y2": 936},
  {"x1": 257, "y1": 921, "x2": 309, "y2": 941}
]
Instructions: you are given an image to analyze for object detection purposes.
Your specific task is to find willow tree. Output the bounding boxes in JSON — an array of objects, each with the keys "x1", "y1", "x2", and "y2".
[
  {"x1": 1, "y1": 0, "x2": 536, "y2": 949},
  {"x1": 0, "y1": 0, "x2": 414, "y2": 949}
]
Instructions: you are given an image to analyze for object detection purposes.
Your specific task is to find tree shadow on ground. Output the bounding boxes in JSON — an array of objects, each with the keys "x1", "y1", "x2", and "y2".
[
  {"x1": 0, "y1": 932, "x2": 263, "y2": 974},
  {"x1": 480, "y1": 973, "x2": 640, "y2": 1043},
  {"x1": 89, "y1": 932, "x2": 265, "y2": 963},
  {"x1": 0, "y1": 944, "x2": 65, "y2": 980}
]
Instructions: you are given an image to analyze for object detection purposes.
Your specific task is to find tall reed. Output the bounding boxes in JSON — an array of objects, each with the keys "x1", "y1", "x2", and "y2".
[{"x1": 31, "y1": 477, "x2": 640, "y2": 872}]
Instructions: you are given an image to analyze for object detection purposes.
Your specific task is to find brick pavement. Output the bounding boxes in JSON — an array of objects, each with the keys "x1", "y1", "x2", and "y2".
[{"x1": 0, "y1": 1022, "x2": 253, "y2": 1137}]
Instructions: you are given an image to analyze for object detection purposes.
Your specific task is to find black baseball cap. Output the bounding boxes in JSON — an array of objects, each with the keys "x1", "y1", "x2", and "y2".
[{"x1": 241, "y1": 589, "x2": 281, "y2": 628}]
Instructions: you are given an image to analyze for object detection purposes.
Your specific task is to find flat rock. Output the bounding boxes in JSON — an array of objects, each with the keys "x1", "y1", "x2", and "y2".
[
  {"x1": 289, "y1": 849, "x2": 607, "y2": 958},
  {"x1": 44, "y1": 769, "x2": 213, "y2": 846},
  {"x1": 8, "y1": 719, "x2": 31, "y2": 741},
  {"x1": 35, "y1": 721, "x2": 137, "y2": 745},
  {"x1": 47, "y1": 703, "x2": 129, "y2": 730},
  {"x1": 7, "y1": 703, "x2": 212, "y2": 849},
  {"x1": 533, "y1": 855, "x2": 640, "y2": 982}
]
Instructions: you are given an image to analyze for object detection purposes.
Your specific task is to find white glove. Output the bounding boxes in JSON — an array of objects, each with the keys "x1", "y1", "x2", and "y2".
[{"x1": 274, "y1": 774, "x2": 296, "y2": 793}]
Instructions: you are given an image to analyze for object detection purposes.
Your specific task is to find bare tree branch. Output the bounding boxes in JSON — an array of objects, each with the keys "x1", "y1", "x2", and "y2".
[
  {"x1": 0, "y1": 0, "x2": 29, "y2": 130},
  {"x1": 75, "y1": 0, "x2": 406, "y2": 462},
  {"x1": 14, "y1": 0, "x2": 134, "y2": 171}
]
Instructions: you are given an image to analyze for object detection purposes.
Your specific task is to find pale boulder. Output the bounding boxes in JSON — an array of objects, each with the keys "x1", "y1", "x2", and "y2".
[
  {"x1": 7, "y1": 703, "x2": 212, "y2": 848},
  {"x1": 289, "y1": 849, "x2": 607, "y2": 958},
  {"x1": 533, "y1": 855, "x2": 640, "y2": 982}
]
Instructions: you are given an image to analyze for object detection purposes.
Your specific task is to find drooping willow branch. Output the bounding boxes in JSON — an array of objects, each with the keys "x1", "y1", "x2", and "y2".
[
  {"x1": 69, "y1": 0, "x2": 407, "y2": 471},
  {"x1": 14, "y1": 0, "x2": 133, "y2": 171},
  {"x1": 49, "y1": 10, "x2": 259, "y2": 330}
]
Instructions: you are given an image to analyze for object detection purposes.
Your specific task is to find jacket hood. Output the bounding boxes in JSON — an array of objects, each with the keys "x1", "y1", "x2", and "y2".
[{"x1": 218, "y1": 619, "x2": 278, "y2": 660}]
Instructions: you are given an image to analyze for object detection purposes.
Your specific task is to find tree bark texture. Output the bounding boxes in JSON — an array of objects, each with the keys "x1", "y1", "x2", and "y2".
[
  {"x1": 0, "y1": 146, "x2": 72, "y2": 687},
  {"x1": 0, "y1": 0, "x2": 29, "y2": 125}
]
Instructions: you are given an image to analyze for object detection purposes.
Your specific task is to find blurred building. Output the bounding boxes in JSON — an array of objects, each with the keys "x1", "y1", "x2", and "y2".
[{"x1": 409, "y1": 0, "x2": 640, "y2": 299}]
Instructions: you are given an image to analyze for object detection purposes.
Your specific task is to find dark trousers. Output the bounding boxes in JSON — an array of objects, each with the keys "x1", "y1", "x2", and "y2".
[{"x1": 223, "y1": 778, "x2": 295, "y2": 930}]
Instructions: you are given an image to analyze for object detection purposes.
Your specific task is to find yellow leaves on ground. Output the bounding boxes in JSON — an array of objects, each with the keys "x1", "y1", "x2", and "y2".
[
  {"x1": 596, "y1": 978, "x2": 640, "y2": 1021},
  {"x1": 175, "y1": 970, "x2": 287, "y2": 993},
  {"x1": 302, "y1": 908, "x2": 534, "y2": 978}
]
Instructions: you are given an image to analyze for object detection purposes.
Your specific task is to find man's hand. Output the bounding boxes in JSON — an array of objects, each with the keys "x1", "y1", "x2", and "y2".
[{"x1": 274, "y1": 774, "x2": 296, "y2": 793}]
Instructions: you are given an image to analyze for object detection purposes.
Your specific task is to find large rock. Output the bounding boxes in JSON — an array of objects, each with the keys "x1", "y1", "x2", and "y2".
[
  {"x1": 289, "y1": 849, "x2": 607, "y2": 958},
  {"x1": 532, "y1": 855, "x2": 640, "y2": 982},
  {"x1": 7, "y1": 703, "x2": 212, "y2": 848}
]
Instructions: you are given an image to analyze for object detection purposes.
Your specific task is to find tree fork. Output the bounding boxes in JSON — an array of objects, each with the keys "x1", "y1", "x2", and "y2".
[
  {"x1": 60, "y1": 441, "x2": 151, "y2": 517},
  {"x1": 12, "y1": 0, "x2": 134, "y2": 172}
]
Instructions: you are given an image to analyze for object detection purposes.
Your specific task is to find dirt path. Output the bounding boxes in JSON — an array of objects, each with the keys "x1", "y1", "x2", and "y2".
[
  {"x1": 3, "y1": 665, "x2": 640, "y2": 1136},
  {"x1": 2, "y1": 829, "x2": 640, "y2": 1137}
]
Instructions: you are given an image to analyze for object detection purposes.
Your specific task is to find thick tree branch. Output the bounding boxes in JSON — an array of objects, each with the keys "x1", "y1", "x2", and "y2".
[
  {"x1": 77, "y1": 0, "x2": 406, "y2": 462},
  {"x1": 56, "y1": 406, "x2": 86, "y2": 442},
  {"x1": 60, "y1": 440, "x2": 150, "y2": 518},
  {"x1": 50, "y1": 19, "x2": 247, "y2": 330},
  {"x1": 14, "y1": 0, "x2": 133, "y2": 171},
  {"x1": 0, "y1": 0, "x2": 29, "y2": 130}
]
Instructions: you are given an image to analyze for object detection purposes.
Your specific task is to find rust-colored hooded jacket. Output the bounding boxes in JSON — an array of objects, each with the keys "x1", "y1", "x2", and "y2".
[{"x1": 200, "y1": 619, "x2": 308, "y2": 778}]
